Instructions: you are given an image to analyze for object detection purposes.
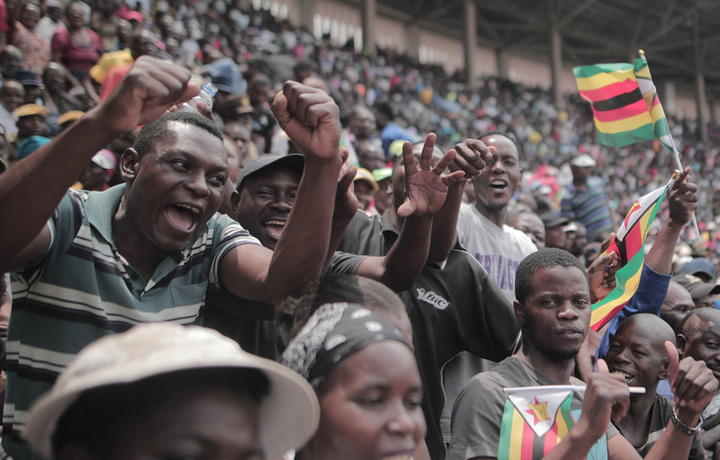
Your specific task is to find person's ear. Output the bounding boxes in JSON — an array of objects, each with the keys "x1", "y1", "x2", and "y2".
[
  {"x1": 230, "y1": 190, "x2": 240, "y2": 216},
  {"x1": 676, "y1": 334, "x2": 687, "y2": 355},
  {"x1": 514, "y1": 299, "x2": 526, "y2": 326},
  {"x1": 119, "y1": 147, "x2": 140, "y2": 181}
]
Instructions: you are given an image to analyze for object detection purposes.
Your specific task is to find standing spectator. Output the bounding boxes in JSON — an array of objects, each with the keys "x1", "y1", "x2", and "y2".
[
  {"x1": 8, "y1": 1, "x2": 51, "y2": 74},
  {"x1": 51, "y1": 2, "x2": 102, "y2": 101},
  {"x1": 456, "y1": 132, "x2": 537, "y2": 301},
  {"x1": 560, "y1": 153, "x2": 614, "y2": 242},
  {"x1": 34, "y1": 0, "x2": 63, "y2": 45}
]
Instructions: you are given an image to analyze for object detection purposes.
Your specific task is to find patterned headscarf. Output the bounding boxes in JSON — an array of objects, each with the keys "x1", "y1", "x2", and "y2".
[{"x1": 282, "y1": 302, "x2": 408, "y2": 390}]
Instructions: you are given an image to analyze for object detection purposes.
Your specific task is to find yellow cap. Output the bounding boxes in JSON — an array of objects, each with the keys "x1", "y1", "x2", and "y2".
[
  {"x1": 58, "y1": 110, "x2": 85, "y2": 125},
  {"x1": 13, "y1": 104, "x2": 49, "y2": 118}
]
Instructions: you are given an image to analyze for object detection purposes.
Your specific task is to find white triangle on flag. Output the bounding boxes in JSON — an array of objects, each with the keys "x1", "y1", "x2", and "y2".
[
  {"x1": 505, "y1": 386, "x2": 573, "y2": 437},
  {"x1": 614, "y1": 181, "x2": 670, "y2": 241}
]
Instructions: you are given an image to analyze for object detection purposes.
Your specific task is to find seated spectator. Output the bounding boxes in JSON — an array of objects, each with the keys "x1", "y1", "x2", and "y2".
[
  {"x1": 25, "y1": 322, "x2": 319, "y2": 460},
  {"x1": 606, "y1": 314, "x2": 705, "y2": 459},
  {"x1": 283, "y1": 301, "x2": 427, "y2": 460}
]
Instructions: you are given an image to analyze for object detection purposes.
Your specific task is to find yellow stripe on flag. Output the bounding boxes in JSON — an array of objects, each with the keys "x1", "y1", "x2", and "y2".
[
  {"x1": 593, "y1": 111, "x2": 652, "y2": 133},
  {"x1": 575, "y1": 68, "x2": 637, "y2": 91},
  {"x1": 591, "y1": 265, "x2": 643, "y2": 326},
  {"x1": 509, "y1": 408, "x2": 524, "y2": 460},
  {"x1": 556, "y1": 410, "x2": 569, "y2": 442}
]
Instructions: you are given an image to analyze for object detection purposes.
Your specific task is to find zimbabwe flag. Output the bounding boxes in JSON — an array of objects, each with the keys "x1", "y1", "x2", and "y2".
[
  {"x1": 574, "y1": 63, "x2": 655, "y2": 147},
  {"x1": 590, "y1": 177, "x2": 674, "y2": 331},
  {"x1": 498, "y1": 386, "x2": 575, "y2": 459}
]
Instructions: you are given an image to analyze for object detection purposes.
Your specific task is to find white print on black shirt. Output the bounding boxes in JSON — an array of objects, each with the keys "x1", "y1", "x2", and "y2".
[{"x1": 416, "y1": 288, "x2": 449, "y2": 310}]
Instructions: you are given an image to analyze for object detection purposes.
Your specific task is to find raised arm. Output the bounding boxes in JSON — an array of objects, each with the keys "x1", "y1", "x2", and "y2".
[
  {"x1": 428, "y1": 138, "x2": 493, "y2": 262},
  {"x1": 354, "y1": 135, "x2": 464, "y2": 291},
  {"x1": 220, "y1": 82, "x2": 342, "y2": 304},
  {"x1": 640, "y1": 342, "x2": 716, "y2": 460},
  {"x1": 644, "y1": 168, "x2": 696, "y2": 275},
  {"x1": 0, "y1": 57, "x2": 198, "y2": 272}
]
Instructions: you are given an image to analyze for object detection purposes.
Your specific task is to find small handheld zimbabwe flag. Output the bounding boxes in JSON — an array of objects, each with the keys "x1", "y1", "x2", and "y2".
[
  {"x1": 498, "y1": 386, "x2": 609, "y2": 459},
  {"x1": 498, "y1": 386, "x2": 575, "y2": 459}
]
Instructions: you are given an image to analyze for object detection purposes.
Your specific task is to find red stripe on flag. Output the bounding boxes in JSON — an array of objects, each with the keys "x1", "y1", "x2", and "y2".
[
  {"x1": 578, "y1": 79, "x2": 640, "y2": 102},
  {"x1": 623, "y1": 229, "x2": 643, "y2": 260},
  {"x1": 543, "y1": 422, "x2": 558, "y2": 455},
  {"x1": 591, "y1": 99, "x2": 649, "y2": 123},
  {"x1": 521, "y1": 418, "x2": 535, "y2": 459}
]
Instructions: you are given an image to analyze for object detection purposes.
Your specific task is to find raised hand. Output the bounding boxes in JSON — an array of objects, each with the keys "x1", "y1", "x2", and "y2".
[
  {"x1": 334, "y1": 150, "x2": 359, "y2": 223},
  {"x1": 587, "y1": 247, "x2": 618, "y2": 303},
  {"x1": 665, "y1": 341, "x2": 717, "y2": 419},
  {"x1": 271, "y1": 81, "x2": 341, "y2": 162},
  {"x1": 576, "y1": 359, "x2": 631, "y2": 440},
  {"x1": 397, "y1": 133, "x2": 466, "y2": 218},
  {"x1": 450, "y1": 138, "x2": 495, "y2": 179},
  {"x1": 96, "y1": 56, "x2": 198, "y2": 135},
  {"x1": 668, "y1": 168, "x2": 698, "y2": 227}
]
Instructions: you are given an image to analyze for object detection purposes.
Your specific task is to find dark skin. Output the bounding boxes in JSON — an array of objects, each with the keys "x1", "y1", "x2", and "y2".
[
  {"x1": 605, "y1": 315, "x2": 676, "y2": 448},
  {"x1": 0, "y1": 57, "x2": 343, "y2": 309},
  {"x1": 466, "y1": 265, "x2": 718, "y2": 460}
]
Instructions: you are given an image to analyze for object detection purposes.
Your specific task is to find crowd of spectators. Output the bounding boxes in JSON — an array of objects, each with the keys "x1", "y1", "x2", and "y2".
[{"x1": 1, "y1": 0, "x2": 720, "y2": 459}]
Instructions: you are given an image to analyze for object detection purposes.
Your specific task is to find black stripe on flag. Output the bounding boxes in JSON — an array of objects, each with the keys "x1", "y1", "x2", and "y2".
[{"x1": 593, "y1": 87, "x2": 643, "y2": 112}]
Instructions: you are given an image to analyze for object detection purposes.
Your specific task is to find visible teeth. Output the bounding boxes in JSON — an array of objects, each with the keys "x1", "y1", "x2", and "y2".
[
  {"x1": 382, "y1": 456, "x2": 412, "y2": 460},
  {"x1": 612, "y1": 370, "x2": 633, "y2": 382},
  {"x1": 265, "y1": 219, "x2": 286, "y2": 226},
  {"x1": 177, "y1": 204, "x2": 200, "y2": 215}
]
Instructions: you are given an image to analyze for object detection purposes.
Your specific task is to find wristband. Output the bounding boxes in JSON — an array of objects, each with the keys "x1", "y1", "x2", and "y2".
[{"x1": 671, "y1": 408, "x2": 702, "y2": 436}]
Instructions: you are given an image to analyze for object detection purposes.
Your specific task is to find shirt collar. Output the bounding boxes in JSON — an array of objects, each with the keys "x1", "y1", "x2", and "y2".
[{"x1": 87, "y1": 183, "x2": 125, "y2": 245}]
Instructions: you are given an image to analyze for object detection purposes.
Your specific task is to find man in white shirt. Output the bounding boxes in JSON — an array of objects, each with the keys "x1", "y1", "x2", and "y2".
[{"x1": 456, "y1": 131, "x2": 536, "y2": 301}]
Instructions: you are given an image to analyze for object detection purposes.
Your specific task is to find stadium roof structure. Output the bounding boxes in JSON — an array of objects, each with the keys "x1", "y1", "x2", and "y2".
[{"x1": 344, "y1": 0, "x2": 720, "y2": 99}]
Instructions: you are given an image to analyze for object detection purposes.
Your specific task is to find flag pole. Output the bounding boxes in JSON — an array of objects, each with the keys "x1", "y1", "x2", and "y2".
[{"x1": 638, "y1": 50, "x2": 701, "y2": 237}]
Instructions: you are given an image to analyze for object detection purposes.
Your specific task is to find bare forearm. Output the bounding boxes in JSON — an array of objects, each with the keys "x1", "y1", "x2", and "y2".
[
  {"x1": 644, "y1": 419, "x2": 697, "y2": 460},
  {"x1": 645, "y1": 221, "x2": 684, "y2": 275},
  {"x1": 265, "y1": 157, "x2": 341, "y2": 301},
  {"x1": 428, "y1": 180, "x2": 464, "y2": 263},
  {"x1": 378, "y1": 214, "x2": 434, "y2": 291},
  {"x1": 0, "y1": 110, "x2": 121, "y2": 263}
]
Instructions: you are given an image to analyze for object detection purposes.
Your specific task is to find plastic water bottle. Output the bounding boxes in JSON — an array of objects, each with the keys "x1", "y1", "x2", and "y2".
[{"x1": 180, "y1": 82, "x2": 217, "y2": 113}]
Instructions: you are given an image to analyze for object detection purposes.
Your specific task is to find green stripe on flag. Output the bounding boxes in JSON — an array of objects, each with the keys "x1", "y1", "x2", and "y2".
[{"x1": 596, "y1": 124, "x2": 656, "y2": 147}]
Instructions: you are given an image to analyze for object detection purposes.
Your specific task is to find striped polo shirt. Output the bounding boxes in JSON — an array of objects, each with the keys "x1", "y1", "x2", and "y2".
[
  {"x1": 560, "y1": 177, "x2": 614, "y2": 241},
  {"x1": 4, "y1": 185, "x2": 259, "y2": 458}
]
